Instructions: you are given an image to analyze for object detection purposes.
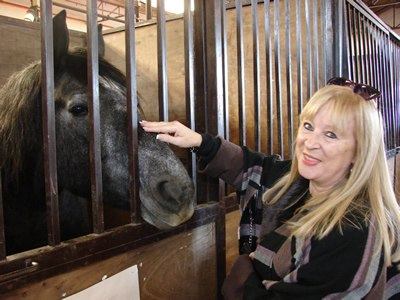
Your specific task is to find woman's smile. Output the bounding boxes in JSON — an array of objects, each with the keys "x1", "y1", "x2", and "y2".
[{"x1": 302, "y1": 153, "x2": 321, "y2": 166}]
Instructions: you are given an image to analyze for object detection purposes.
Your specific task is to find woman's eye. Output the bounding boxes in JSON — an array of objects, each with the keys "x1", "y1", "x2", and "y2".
[
  {"x1": 303, "y1": 122, "x2": 313, "y2": 131},
  {"x1": 326, "y1": 131, "x2": 337, "y2": 139},
  {"x1": 69, "y1": 105, "x2": 88, "y2": 116}
]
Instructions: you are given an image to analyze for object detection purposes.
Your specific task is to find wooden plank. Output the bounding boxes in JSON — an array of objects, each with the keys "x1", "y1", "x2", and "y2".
[{"x1": 0, "y1": 203, "x2": 219, "y2": 294}]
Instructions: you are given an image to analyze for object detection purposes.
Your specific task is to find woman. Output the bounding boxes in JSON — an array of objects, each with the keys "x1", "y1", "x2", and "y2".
[{"x1": 141, "y1": 78, "x2": 400, "y2": 299}]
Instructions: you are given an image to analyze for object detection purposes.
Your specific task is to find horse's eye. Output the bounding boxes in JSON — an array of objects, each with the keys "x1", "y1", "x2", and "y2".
[{"x1": 69, "y1": 105, "x2": 88, "y2": 116}]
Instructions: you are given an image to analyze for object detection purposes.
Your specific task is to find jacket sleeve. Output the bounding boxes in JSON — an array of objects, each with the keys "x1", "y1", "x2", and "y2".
[
  {"x1": 198, "y1": 136, "x2": 291, "y2": 192},
  {"x1": 243, "y1": 220, "x2": 386, "y2": 300},
  {"x1": 198, "y1": 137, "x2": 244, "y2": 190}
]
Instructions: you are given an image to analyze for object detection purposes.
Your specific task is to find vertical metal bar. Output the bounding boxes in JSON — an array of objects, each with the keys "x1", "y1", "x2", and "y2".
[
  {"x1": 387, "y1": 41, "x2": 395, "y2": 150},
  {"x1": 305, "y1": 0, "x2": 312, "y2": 99},
  {"x1": 370, "y1": 25, "x2": 378, "y2": 89},
  {"x1": 40, "y1": 0, "x2": 60, "y2": 246},
  {"x1": 221, "y1": 0, "x2": 229, "y2": 144},
  {"x1": 322, "y1": 0, "x2": 334, "y2": 82},
  {"x1": 87, "y1": 0, "x2": 104, "y2": 234},
  {"x1": 192, "y1": 0, "x2": 208, "y2": 204},
  {"x1": 296, "y1": 0, "x2": 303, "y2": 114},
  {"x1": 0, "y1": 170, "x2": 6, "y2": 259},
  {"x1": 236, "y1": 0, "x2": 246, "y2": 146},
  {"x1": 252, "y1": 0, "x2": 261, "y2": 152},
  {"x1": 357, "y1": 12, "x2": 366, "y2": 83},
  {"x1": 345, "y1": 2, "x2": 355, "y2": 79},
  {"x1": 184, "y1": 0, "x2": 197, "y2": 206},
  {"x1": 125, "y1": 0, "x2": 140, "y2": 224},
  {"x1": 203, "y1": 1, "x2": 226, "y2": 297},
  {"x1": 321, "y1": 0, "x2": 326, "y2": 83},
  {"x1": 146, "y1": 0, "x2": 152, "y2": 20},
  {"x1": 157, "y1": 0, "x2": 168, "y2": 121},
  {"x1": 264, "y1": 0, "x2": 274, "y2": 154},
  {"x1": 285, "y1": 0, "x2": 293, "y2": 157},
  {"x1": 395, "y1": 42, "x2": 400, "y2": 149},
  {"x1": 348, "y1": 5, "x2": 356, "y2": 79},
  {"x1": 365, "y1": 20, "x2": 373, "y2": 84},
  {"x1": 336, "y1": 0, "x2": 345, "y2": 77},
  {"x1": 274, "y1": 0, "x2": 283, "y2": 158},
  {"x1": 382, "y1": 35, "x2": 391, "y2": 147},
  {"x1": 353, "y1": 8, "x2": 360, "y2": 81},
  {"x1": 313, "y1": 0, "x2": 319, "y2": 91}
]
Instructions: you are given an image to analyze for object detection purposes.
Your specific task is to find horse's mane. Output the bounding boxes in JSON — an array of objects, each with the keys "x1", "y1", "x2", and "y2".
[
  {"x1": 0, "y1": 61, "x2": 42, "y2": 188},
  {"x1": 0, "y1": 47, "x2": 141, "y2": 190}
]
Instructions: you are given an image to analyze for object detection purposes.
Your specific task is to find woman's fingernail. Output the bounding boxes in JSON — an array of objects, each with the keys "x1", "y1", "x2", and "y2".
[{"x1": 156, "y1": 134, "x2": 159, "y2": 140}]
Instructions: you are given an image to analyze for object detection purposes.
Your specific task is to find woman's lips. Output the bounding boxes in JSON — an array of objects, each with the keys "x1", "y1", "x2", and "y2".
[{"x1": 302, "y1": 153, "x2": 321, "y2": 166}]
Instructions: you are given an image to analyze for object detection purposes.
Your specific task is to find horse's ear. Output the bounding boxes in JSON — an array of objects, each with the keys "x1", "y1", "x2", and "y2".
[
  {"x1": 98, "y1": 24, "x2": 105, "y2": 57},
  {"x1": 53, "y1": 10, "x2": 69, "y2": 69}
]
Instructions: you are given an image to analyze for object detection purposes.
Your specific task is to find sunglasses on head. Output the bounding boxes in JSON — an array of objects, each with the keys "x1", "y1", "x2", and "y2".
[{"x1": 326, "y1": 77, "x2": 382, "y2": 101}]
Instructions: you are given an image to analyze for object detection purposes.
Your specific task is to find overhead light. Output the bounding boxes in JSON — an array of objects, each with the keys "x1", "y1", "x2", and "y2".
[{"x1": 24, "y1": 0, "x2": 39, "y2": 22}]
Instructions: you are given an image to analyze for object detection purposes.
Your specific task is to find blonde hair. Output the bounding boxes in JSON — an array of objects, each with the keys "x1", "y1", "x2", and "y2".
[{"x1": 263, "y1": 85, "x2": 400, "y2": 266}]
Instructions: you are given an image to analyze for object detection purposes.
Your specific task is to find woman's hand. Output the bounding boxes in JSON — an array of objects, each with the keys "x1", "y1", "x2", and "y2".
[{"x1": 140, "y1": 120, "x2": 202, "y2": 149}]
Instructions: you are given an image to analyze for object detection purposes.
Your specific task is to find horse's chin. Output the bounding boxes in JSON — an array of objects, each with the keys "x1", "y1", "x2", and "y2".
[{"x1": 140, "y1": 202, "x2": 194, "y2": 230}]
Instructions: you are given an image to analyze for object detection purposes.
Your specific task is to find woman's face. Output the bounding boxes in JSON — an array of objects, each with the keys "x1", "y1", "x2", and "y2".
[{"x1": 295, "y1": 102, "x2": 357, "y2": 195}]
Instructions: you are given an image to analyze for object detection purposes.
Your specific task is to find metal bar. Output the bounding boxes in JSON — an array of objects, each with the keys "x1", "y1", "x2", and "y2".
[
  {"x1": 348, "y1": 4, "x2": 357, "y2": 80},
  {"x1": 274, "y1": 0, "x2": 283, "y2": 158},
  {"x1": 125, "y1": 0, "x2": 140, "y2": 224},
  {"x1": 313, "y1": 0, "x2": 319, "y2": 90},
  {"x1": 157, "y1": 0, "x2": 168, "y2": 121},
  {"x1": 370, "y1": 25, "x2": 379, "y2": 89},
  {"x1": 369, "y1": 1, "x2": 400, "y2": 9},
  {"x1": 365, "y1": 20, "x2": 373, "y2": 84},
  {"x1": 203, "y1": 1, "x2": 226, "y2": 296},
  {"x1": 357, "y1": 11, "x2": 366, "y2": 83},
  {"x1": 87, "y1": 0, "x2": 104, "y2": 234},
  {"x1": 395, "y1": 42, "x2": 400, "y2": 149},
  {"x1": 236, "y1": 0, "x2": 246, "y2": 146},
  {"x1": 387, "y1": 40, "x2": 395, "y2": 150},
  {"x1": 0, "y1": 171, "x2": 5, "y2": 260},
  {"x1": 296, "y1": 0, "x2": 303, "y2": 115},
  {"x1": 183, "y1": 0, "x2": 197, "y2": 206},
  {"x1": 382, "y1": 35, "x2": 391, "y2": 147},
  {"x1": 353, "y1": 7, "x2": 361, "y2": 82},
  {"x1": 146, "y1": 0, "x2": 152, "y2": 20},
  {"x1": 320, "y1": 0, "x2": 326, "y2": 83},
  {"x1": 305, "y1": 0, "x2": 312, "y2": 99},
  {"x1": 285, "y1": 0, "x2": 293, "y2": 157},
  {"x1": 221, "y1": 0, "x2": 229, "y2": 144},
  {"x1": 264, "y1": 0, "x2": 273, "y2": 154},
  {"x1": 40, "y1": 0, "x2": 61, "y2": 247},
  {"x1": 252, "y1": 0, "x2": 261, "y2": 152},
  {"x1": 337, "y1": 0, "x2": 345, "y2": 77}
]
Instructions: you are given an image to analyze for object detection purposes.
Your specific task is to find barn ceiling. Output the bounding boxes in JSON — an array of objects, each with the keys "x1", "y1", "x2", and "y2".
[{"x1": 0, "y1": 0, "x2": 398, "y2": 31}]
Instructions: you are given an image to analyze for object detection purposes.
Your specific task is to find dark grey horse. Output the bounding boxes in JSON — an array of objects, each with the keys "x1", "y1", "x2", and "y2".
[{"x1": 0, "y1": 10, "x2": 194, "y2": 255}]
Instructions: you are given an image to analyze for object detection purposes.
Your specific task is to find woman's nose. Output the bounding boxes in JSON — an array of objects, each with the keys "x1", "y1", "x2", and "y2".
[{"x1": 305, "y1": 132, "x2": 321, "y2": 149}]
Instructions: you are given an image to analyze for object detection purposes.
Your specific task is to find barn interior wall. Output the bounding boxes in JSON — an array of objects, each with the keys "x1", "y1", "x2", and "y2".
[
  {"x1": 0, "y1": 1, "x2": 398, "y2": 298},
  {"x1": 102, "y1": 2, "x2": 316, "y2": 159},
  {"x1": 0, "y1": 15, "x2": 86, "y2": 88}
]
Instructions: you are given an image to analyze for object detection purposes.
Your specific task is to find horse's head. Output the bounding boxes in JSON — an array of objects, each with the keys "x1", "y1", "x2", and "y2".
[{"x1": 0, "y1": 10, "x2": 194, "y2": 231}]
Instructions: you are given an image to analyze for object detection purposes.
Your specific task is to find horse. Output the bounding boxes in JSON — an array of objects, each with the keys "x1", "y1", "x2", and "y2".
[{"x1": 0, "y1": 10, "x2": 194, "y2": 255}]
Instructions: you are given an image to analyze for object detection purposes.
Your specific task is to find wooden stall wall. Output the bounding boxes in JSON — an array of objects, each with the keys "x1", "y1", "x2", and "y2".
[{"x1": 0, "y1": 16, "x2": 86, "y2": 88}]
